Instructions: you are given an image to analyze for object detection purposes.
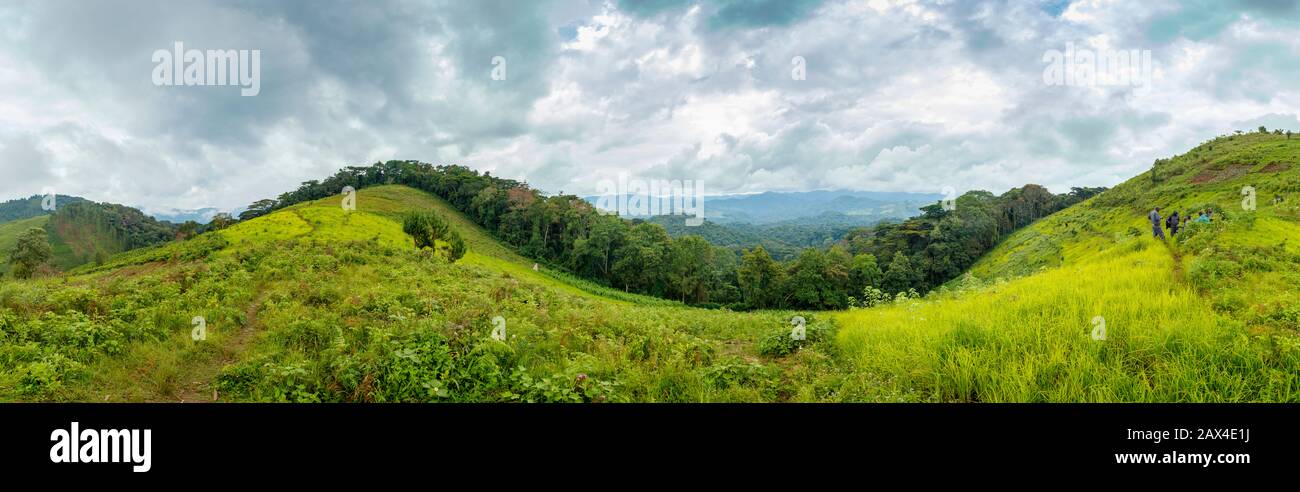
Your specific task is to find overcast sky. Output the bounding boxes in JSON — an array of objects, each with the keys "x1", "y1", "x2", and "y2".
[{"x1": 1, "y1": 0, "x2": 1298, "y2": 215}]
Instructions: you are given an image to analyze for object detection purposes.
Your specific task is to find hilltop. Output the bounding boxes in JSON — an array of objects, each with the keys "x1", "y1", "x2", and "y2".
[{"x1": 0, "y1": 194, "x2": 87, "y2": 223}]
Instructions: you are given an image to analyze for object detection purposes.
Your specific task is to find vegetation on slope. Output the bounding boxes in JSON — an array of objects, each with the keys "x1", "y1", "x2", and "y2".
[
  {"x1": 0, "y1": 216, "x2": 50, "y2": 276},
  {"x1": 1, "y1": 185, "x2": 847, "y2": 402},
  {"x1": 237, "y1": 161, "x2": 1099, "y2": 312},
  {"x1": 833, "y1": 130, "x2": 1300, "y2": 402},
  {"x1": 647, "y1": 213, "x2": 868, "y2": 260},
  {"x1": 0, "y1": 194, "x2": 86, "y2": 223},
  {"x1": 0, "y1": 200, "x2": 176, "y2": 276},
  {"x1": 2, "y1": 132, "x2": 1296, "y2": 403}
]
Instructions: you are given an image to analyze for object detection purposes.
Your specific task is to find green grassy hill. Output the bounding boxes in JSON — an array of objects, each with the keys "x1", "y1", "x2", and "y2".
[
  {"x1": 1, "y1": 185, "x2": 832, "y2": 402},
  {"x1": 834, "y1": 132, "x2": 1300, "y2": 401},
  {"x1": 3, "y1": 134, "x2": 1298, "y2": 402}
]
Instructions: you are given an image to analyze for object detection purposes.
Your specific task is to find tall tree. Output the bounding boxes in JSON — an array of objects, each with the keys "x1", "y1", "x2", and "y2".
[
  {"x1": 851, "y1": 253, "x2": 883, "y2": 290},
  {"x1": 402, "y1": 210, "x2": 466, "y2": 262},
  {"x1": 8, "y1": 228, "x2": 53, "y2": 279},
  {"x1": 738, "y1": 246, "x2": 786, "y2": 309},
  {"x1": 882, "y1": 251, "x2": 919, "y2": 295},
  {"x1": 668, "y1": 236, "x2": 714, "y2": 303},
  {"x1": 613, "y1": 222, "x2": 671, "y2": 295},
  {"x1": 239, "y1": 199, "x2": 279, "y2": 221}
]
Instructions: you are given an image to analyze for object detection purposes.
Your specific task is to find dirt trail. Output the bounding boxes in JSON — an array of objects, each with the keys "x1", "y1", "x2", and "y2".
[
  {"x1": 1165, "y1": 239, "x2": 1186, "y2": 283},
  {"x1": 169, "y1": 286, "x2": 268, "y2": 403}
]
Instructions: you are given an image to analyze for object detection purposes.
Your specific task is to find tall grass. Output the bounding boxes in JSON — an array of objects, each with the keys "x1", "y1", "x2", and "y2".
[{"x1": 836, "y1": 245, "x2": 1299, "y2": 402}]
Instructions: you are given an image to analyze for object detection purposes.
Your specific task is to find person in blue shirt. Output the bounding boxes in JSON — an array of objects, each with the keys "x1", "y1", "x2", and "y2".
[{"x1": 1148, "y1": 207, "x2": 1164, "y2": 239}]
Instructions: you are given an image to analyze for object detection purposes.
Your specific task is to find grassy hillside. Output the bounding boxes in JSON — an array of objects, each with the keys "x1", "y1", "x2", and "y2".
[
  {"x1": 834, "y1": 132, "x2": 1300, "y2": 401},
  {"x1": 0, "y1": 216, "x2": 50, "y2": 275},
  {"x1": 3, "y1": 135, "x2": 1298, "y2": 403},
  {"x1": 1, "y1": 185, "x2": 842, "y2": 402},
  {"x1": 0, "y1": 200, "x2": 175, "y2": 275}
]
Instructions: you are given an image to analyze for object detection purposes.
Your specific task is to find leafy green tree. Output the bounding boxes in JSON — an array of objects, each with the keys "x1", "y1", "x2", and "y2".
[
  {"x1": 882, "y1": 251, "x2": 920, "y2": 294},
  {"x1": 572, "y1": 217, "x2": 625, "y2": 279},
  {"x1": 667, "y1": 236, "x2": 713, "y2": 303},
  {"x1": 851, "y1": 253, "x2": 883, "y2": 290},
  {"x1": 9, "y1": 228, "x2": 53, "y2": 279},
  {"x1": 239, "y1": 199, "x2": 278, "y2": 221},
  {"x1": 738, "y1": 246, "x2": 785, "y2": 309},
  {"x1": 446, "y1": 233, "x2": 467, "y2": 262},
  {"x1": 786, "y1": 248, "x2": 828, "y2": 308},
  {"x1": 176, "y1": 220, "x2": 200, "y2": 240},
  {"x1": 784, "y1": 247, "x2": 853, "y2": 309},
  {"x1": 613, "y1": 222, "x2": 670, "y2": 295},
  {"x1": 920, "y1": 202, "x2": 949, "y2": 219},
  {"x1": 402, "y1": 210, "x2": 466, "y2": 262},
  {"x1": 207, "y1": 213, "x2": 236, "y2": 231},
  {"x1": 709, "y1": 246, "x2": 741, "y2": 305}
]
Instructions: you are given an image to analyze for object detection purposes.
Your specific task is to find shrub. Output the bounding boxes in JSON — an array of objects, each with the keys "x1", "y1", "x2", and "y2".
[
  {"x1": 402, "y1": 211, "x2": 467, "y2": 262},
  {"x1": 758, "y1": 317, "x2": 828, "y2": 357}
]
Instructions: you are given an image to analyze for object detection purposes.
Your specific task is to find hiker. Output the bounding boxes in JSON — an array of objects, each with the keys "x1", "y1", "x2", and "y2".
[
  {"x1": 1149, "y1": 207, "x2": 1165, "y2": 239},
  {"x1": 1167, "y1": 211, "x2": 1180, "y2": 236},
  {"x1": 1195, "y1": 211, "x2": 1210, "y2": 224},
  {"x1": 1205, "y1": 209, "x2": 1214, "y2": 222}
]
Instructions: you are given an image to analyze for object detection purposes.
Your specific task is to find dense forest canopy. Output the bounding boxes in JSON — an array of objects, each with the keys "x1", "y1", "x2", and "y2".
[
  {"x1": 49, "y1": 201, "x2": 177, "y2": 251},
  {"x1": 0, "y1": 194, "x2": 87, "y2": 223},
  {"x1": 245, "y1": 160, "x2": 1105, "y2": 310},
  {"x1": 647, "y1": 213, "x2": 872, "y2": 260}
]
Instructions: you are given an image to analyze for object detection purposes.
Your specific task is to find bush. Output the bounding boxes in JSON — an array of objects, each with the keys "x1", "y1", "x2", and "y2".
[
  {"x1": 402, "y1": 211, "x2": 467, "y2": 262},
  {"x1": 758, "y1": 317, "x2": 828, "y2": 357},
  {"x1": 8, "y1": 228, "x2": 53, "y2": 279}
]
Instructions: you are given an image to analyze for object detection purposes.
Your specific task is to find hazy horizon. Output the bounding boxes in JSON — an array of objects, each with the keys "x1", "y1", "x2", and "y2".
[{"x1": 3, "y1": 0, "x2": 1298, "y2": 214}]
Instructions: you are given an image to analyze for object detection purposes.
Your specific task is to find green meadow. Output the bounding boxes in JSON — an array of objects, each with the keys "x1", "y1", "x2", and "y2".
[{"x1": 1, "y1": 133, "x2": 1298, "y2": 402}]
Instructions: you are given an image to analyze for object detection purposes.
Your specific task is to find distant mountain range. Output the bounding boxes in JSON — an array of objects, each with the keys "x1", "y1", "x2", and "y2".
[
  {"x1": 145, "y1": 207, "x2": 229, "y2": 224},
  {"x1": 585, "y1": 189, "x2": 943, "y2": 225},
  {"x1": 704, "y1": 190, "x2": 943, "y2": 224}
]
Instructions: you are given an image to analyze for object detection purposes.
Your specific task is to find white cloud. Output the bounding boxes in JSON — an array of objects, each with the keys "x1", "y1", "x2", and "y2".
[{"x1": 0, "y1": 0, "x2": 1297, "y2": 214}]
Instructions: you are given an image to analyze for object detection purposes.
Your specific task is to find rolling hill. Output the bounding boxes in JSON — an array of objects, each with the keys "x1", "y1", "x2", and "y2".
[
  {"x1": 0, "y1": 199, "x2": 176, "y2": 276},
  {"x1": 834, "y1": 131, "x2": 1300, "y2": 401},
  {"x1": 1, "y1": 132, "x2": 1297, "y2": 403},
  {"x1": 1, "y1": 185, "x2": 825, "y2": 402},
  {"x1": 0, "y1": 194, "x2": 87, "y2": 223}
]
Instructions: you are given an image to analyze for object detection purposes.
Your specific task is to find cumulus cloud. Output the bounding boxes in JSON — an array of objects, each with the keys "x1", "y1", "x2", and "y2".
[{"x1": 0, "y1": 0, "x2": 1297, "y2": 214}]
